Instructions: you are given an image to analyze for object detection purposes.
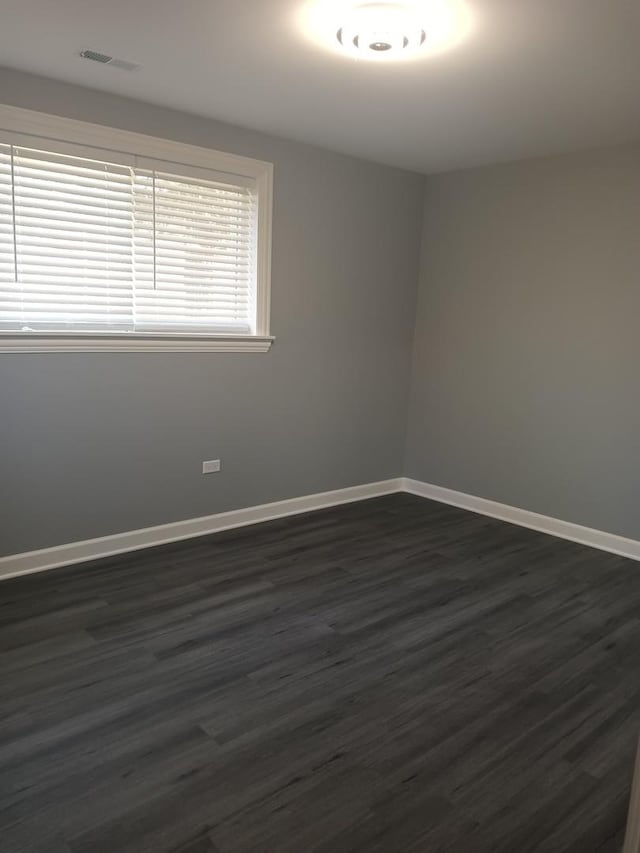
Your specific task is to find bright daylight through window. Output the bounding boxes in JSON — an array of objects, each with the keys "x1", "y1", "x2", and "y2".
[{"x1": 0, "y1": 107, "x2": 273, "y2": 352}]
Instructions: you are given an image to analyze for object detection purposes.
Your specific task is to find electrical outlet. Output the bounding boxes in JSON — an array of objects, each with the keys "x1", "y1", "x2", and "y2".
[{"x1": 202, "y1": 459, "x2": 221, "y2": 475}]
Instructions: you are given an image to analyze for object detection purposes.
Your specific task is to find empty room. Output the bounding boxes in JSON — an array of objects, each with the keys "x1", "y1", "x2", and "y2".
[{"x1": 1, "y1": 1, "x2": 640, "y2": 851}]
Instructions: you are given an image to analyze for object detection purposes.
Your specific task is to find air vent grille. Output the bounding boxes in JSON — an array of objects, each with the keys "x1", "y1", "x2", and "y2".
[
  {"x1": 80, "y1": 49, "x2": 112, "y2": 64},
  {"x1": 79, "y1": 49, "x2": 140, "y2": 71}
]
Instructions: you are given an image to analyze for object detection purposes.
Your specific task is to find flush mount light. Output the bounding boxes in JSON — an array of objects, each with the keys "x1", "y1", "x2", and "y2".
[
  {"x1": 300, "y1": 0, "x2": 472, "y2": 62},
  {"x1": 337, "y1": 3, "x2": 426, "y2": 57}
]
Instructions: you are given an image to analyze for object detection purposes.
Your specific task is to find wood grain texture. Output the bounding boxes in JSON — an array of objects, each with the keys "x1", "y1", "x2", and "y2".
[
  {"x1": 1, "y1": 493, "x2": 638, "y2": 852},
  {"x1": 623, "y1": 739, "x2": 640, "y2": 853}
]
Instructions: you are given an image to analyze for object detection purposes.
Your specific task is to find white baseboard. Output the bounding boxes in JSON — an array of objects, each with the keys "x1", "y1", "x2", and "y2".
[
  {"x1": 0, "y1": 479, "x2": 403, "y2": 581},
  {"x1": 3, "y1": 476, "x2": 639, "y2": 582},
  {"x1": 402, "y1": 478, "x2": 640, "y2": 562}
]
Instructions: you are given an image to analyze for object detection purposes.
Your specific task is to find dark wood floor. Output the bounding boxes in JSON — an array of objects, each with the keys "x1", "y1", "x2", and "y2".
[{"x1": 1, "y1": 493, "x2": 638, "y2": 853}]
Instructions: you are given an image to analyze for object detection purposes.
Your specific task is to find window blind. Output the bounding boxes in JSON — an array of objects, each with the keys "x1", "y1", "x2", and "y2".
[{"x1": 0, "y1": 143, "x2": 258, "y2": 335}]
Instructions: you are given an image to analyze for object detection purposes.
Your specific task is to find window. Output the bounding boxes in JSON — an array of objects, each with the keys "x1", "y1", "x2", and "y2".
[{"x1": 0, "y1": 106, "x2": 273, "y2": 352}]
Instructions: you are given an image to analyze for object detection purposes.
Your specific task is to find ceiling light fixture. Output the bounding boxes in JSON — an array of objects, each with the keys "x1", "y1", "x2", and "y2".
[
  {"x1": 300, "y1": 0, "x2": 472, "y2": 62},
  {"x1": 337, "y1": 3, "x2": 426, "y2": 57}
]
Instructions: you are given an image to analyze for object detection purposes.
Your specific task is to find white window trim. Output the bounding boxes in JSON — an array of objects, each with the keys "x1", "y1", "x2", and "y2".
[{"x1": 0, "y1": 104, "x2": 274, "y2": 354}]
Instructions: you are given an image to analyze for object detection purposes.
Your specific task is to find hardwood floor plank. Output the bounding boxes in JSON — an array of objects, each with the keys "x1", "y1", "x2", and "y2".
[{"x1": 1, "y1": 494, "x2": 637, "y2": 852}]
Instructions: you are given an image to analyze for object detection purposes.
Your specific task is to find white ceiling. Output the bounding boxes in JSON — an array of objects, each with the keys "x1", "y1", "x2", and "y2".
[{"x1": 0, "y1": 0, "x2": 639, "y2": 173}]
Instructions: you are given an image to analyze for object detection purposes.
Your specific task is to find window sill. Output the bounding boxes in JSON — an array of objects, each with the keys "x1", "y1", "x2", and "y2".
[{"x1": 0, "y1": 333, "x2": 275, "y2": 353}]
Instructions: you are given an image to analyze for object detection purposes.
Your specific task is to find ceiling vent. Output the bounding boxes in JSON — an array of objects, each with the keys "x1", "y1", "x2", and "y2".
[{"x1": 79, "y1": 49, "x2": 140, "y2": 71}]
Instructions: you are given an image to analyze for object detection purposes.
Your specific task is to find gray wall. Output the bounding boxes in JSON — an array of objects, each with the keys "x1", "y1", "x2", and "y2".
[
  {"x1": 406, "y1": 143, "x2": 640, "y2": 540},
  {"x1": 3, "y1": 66, "x2": 638, "y2": 557},
  {"x1": 0, "y1": 68, "x2": 425, "y2": 556}
]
